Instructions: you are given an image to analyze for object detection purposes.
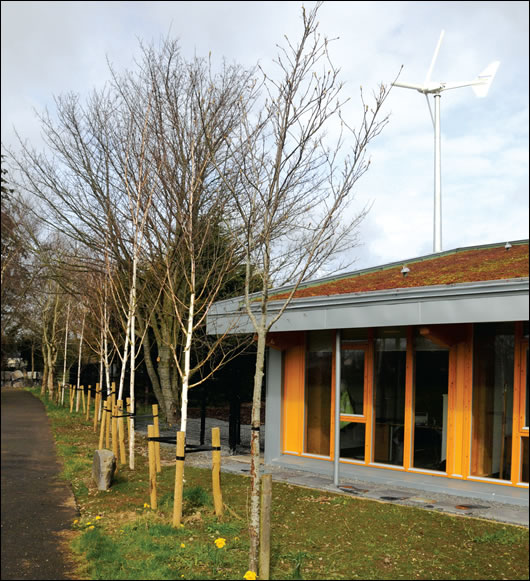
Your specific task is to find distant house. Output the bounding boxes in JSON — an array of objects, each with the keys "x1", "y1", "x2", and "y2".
[{"x1": 207, "y1": 240, "x2": 529, "y2": 495}]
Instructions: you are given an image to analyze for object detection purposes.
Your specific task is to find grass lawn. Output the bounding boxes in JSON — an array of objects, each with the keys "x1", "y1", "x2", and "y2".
[{"x1": 32, "y1": 388, "x2": 529, "y2": 580}]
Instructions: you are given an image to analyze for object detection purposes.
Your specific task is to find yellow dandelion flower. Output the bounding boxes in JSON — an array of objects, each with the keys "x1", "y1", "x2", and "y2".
[
  {"x1": 86, "y1": 522, "x2": 92, "y2": 526},
  {"x1": 243, "y1": 571, "x2": 258, "y2": 580},
  {"x1": 73, "y1": 519, "x2": 79, "y2": 525},
  {"x1": 180, "y1": 543, "x2": 186, "y2": 548},
  {"x1": 143, "y1": 503, "x2": 150, "y2": 508},
  {"x1": 88, "y1": 525, "x2": 95, "y2": 530},
  {"x1": 214, "y1": 537, "x2": 226, "y2": 549},
  {"x1": 95, "y1": 516, "x2": 101, "y2": 520}
]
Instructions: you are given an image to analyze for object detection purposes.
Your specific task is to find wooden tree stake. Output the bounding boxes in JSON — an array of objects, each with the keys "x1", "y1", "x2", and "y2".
[
  {"x1": 105, "y1": 397, "x2": 111, "y2": 449},
  {"x1": 98, "y1": 398, "x2": 108, "y2": 450},
  {"x1": 148, "y1": 425, "x2": 158, "y2": 509},
  {"x1": 126, "y1": 397, "x2": 131, "y2": 442},
  {"x1": 93, "y1": 384, "x2": 101, "y2": 432},
  {"x1": 173, "y1": 431, "x2": 185, "y2": 527},
  {"x1": 112, "y1": 404, "x2": 119, "y2": 460},
  {"x1": 117, "y1": 400, "x2": 126, "y2": 465},
  {"x1": 212, "y1": 427, "x2": 223, "y2": 516},
  {"x1": 86, "y1": 385, "x2": 92, "y2": 421},
  {"x1": 259, "y1": 473, "x2": 272, "y2": 580},
  {"x1": 153, "y1": 404, "x2": 161, "y2": 473}
]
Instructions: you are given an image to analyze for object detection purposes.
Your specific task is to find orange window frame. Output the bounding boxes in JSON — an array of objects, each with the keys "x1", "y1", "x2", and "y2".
[
  {"x1": 339, "y1": 341, "x2": 372, "y2": 464},
  {"x1": 511, "y1": 327, "x2": 528, "y2": 485}
]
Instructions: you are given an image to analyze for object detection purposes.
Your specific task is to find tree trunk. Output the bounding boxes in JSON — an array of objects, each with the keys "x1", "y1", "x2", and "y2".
[
  {"x1": 158, "y1": 345, "x2": 178, "y2": 425},
  {"x1": 248, "y1": 327, "x2": 267, "y2": 573},
  {"x1": 179, "y1": 292, "x2": 195, "y2": 434}
]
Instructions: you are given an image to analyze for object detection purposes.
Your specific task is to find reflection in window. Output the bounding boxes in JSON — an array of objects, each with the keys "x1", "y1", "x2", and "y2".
[
  {"x1": 413, "y1": 332, "x2": 448, "y2": 472},
  {"x1": 304, "y1": 331, "x2": 332, "y2": 456},
  {"x1": 471, "y1": 323, "x2": 514, "y2": 480},
  {"x1": 340, "y1": 422, "x2": 365, "y2": 461},
  {"x1": 340, "y1": 350, "x2": 364, "y2": 416},
  {"x1": 373, "y1": 329, "x2": 407, "y2": 466}
]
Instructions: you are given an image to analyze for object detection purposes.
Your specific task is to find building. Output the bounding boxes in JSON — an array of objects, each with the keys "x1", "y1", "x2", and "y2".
[{"x1": 207, "y1": 240, "x2": 529, "y2": 499}]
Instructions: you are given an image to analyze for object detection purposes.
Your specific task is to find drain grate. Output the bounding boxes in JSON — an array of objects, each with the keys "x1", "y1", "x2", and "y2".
[{"x1": 380, "y1": 496, "x2": 408, "y2": 501}]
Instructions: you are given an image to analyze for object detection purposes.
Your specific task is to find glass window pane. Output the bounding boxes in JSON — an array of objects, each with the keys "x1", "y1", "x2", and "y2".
[
  {"x1": 305, "y1": 332, "x2": 332, "y2": 456},
  {"x1": 471, "y1": 323, "x2": 514, "y2": 480},
  {"x1": 340, "y1": 422, "x2": 365, "y2": 461},
  {"x1": 373, "y1": 328, "x2": 407, "y2": 466},
  {"x1": 413, "y1": 332, "x2": 448, "y2": 472},
  {"x1": 340, "y1": 350, "x2": 364, "y2": 416}
]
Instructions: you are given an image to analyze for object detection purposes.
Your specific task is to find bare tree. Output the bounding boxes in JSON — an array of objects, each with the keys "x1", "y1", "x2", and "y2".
[
  {"x1": 216, "y1": 4, "x2": 395, "y2": 572},
  {"x1": 138, "y1": 41, "x2": 258, "y2": 432}
]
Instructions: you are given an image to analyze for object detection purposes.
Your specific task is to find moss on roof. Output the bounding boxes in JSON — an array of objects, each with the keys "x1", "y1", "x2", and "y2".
[{"x1": 271, "y1": 241, "x2": 529, "y2": 301}]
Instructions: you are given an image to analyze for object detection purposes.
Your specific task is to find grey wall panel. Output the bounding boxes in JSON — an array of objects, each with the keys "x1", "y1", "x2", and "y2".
[
  {"x1": 207, "y1": 280, "x2": 529, "y2": 335},
  {"x1": 264, "y1": 347, "x2": 283, "y2": 464}
]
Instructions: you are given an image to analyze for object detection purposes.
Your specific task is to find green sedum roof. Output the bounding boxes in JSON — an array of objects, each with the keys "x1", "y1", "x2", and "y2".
[{"x1": 271, "y1": 241, "x2": 529, "y2": 301}]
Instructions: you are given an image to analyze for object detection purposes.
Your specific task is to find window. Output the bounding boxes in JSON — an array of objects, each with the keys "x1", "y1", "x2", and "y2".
[
  {"x1": 413, "y1": 332, "x2": 449, "y2": 472},
  {"x1": 304, "y1": 331, "x2": 333, "y2": 456},
  {"x1": 471, "y1": 323, "x2": 514, "y2": 481},
  {"x1": 340, "y1": 344, "x2": 367, "y2": 462},
  {"x1": 373, "y1": 328, "x2": 407, "y2": 466}
]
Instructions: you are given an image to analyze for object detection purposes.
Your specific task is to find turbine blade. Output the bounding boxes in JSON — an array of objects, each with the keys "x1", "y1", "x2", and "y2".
[
  {"x1": 392, "y1": 81, "x2": 425, "y2": 91},
  {"x1": 472, "y1": 61, "x2": 500, "y2": 97},
  {"x1": 424, "y1": 30, "x2": 445, "y2": 87},
  {"x1": 425, "y1": 94, "x2": 435, "y2": 129}
]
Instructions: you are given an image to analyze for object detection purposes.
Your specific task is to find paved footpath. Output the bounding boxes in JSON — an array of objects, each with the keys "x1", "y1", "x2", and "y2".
[{"x1": 1, "y1": 389, "x2": 79, "y2": 580}]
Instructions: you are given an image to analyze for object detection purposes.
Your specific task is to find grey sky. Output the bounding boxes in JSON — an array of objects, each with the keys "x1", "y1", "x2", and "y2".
[{"x1": 2, "y1": 1, "x2": 528, "y2": 270}]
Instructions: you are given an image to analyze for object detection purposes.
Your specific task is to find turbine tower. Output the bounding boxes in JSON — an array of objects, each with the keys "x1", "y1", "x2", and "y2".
[{"x1": 392, "y1": 30, "x2": 500, "y2": 253}]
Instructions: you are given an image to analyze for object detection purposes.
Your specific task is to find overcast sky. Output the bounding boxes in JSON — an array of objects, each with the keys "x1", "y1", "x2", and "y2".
[{"x1": 2, "y1": 1, "x2": 528, "y2": 271}]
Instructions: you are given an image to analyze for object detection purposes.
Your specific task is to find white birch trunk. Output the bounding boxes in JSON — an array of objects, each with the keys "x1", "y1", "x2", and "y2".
[
  {"x1": 75, "y1": 311, "x2": 86, "y2": 412},
  {"x1": 61, "y1": 301, "x2": 70, "y2": 406},
  {"x1": 179, "y1": 292, "x2": 195, "y2": 434},
  {"x1": 129, "y1": 254, "x2": 137, "y2": 469},
  {"x1": 98, "y1": 324, "x2": 104, "y2": 420},
  {"x1": 103, "y1": 296, "x2": 112, "y2": 400},
  {"x1": 117, "y1": 306, "x2": 131, "y2": 402}
]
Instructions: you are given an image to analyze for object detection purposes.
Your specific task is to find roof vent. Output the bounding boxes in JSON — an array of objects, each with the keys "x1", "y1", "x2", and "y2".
[
  {"x1": 505, "y1": 242, "x2": 512, "y2": 250},
  {"x1": 401, "y1": 266, "x2": 410, "y2": 277}
]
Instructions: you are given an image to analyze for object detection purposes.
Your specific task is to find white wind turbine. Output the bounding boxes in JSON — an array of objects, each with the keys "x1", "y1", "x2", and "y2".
[{"x1": 393, "y1": 30, "x2": 500, "y2": 253}]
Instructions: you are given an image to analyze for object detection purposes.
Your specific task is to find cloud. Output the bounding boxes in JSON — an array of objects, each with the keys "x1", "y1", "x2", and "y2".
[{"x1": 1, "y1": 0, "x2": 527, "y2": 271}]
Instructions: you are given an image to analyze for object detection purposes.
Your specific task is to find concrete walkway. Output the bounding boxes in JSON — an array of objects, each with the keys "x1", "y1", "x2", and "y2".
[{"x1": 1, "y1": 389, "x2": 79, "y2": 580}]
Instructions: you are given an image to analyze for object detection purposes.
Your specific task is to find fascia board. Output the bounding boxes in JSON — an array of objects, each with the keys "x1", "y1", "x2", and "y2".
[{"x1": 206, "y1": 278, "x2": 529, "y2": 335}]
